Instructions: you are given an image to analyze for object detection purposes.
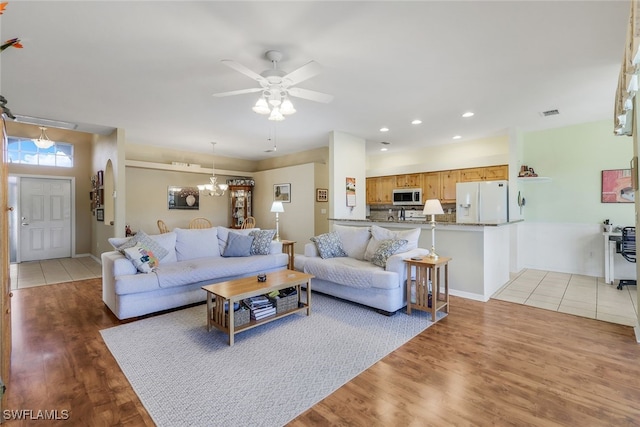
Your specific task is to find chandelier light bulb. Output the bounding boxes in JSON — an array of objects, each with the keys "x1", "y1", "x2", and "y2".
[{"x1": 268, "y1": 108, "x2": 285, "y2": 121}]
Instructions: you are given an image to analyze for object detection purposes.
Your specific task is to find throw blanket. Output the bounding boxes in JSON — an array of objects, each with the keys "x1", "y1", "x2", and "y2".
[{"x1": 303, "y1": 257, "x2": 381, "y2": 289}]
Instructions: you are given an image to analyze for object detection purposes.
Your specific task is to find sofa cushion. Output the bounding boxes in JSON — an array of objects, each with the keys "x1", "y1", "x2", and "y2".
[
  {"x1": 154, "y1": 254, "x2": 288, "y2": 289},
  {"x1": 223, "y1": 232, "x2": 254, "y2": 257},
  {"x1": 301, "y1": 256, "x2": 398, "y2": 290},
  {"x1": 217, "y1": 226, "x2": 259, "y2": 254},
  {"x1": 370, "y1": 239, "x2": 408, "y2": 268},
  {"x1": 109, "y1": 231, "x2": 177, "y2": 264},
  {"x1": 114, "y1": 272, "x2": 161, "y2": 295},
  {"x1": 364, "y1": 226, "x2": 421, "y2": 261},
  {"x1": 123, "y1": 244, "x2": 160, "y2": 273},
  {"x1": 311, "y1": 231, "x2": 348, "y2": 259},
  {"x1": 333, "y1": 225, "x2": 371, "y2": 260},
  {"x1": 249, "y1": 229, "x2": 276, "y2": 255},
  {"x1": 112, "y1": 230, "x2": 170, "y2": 262},
  {"x1": 174, "y1": 227, "x2": 220, "y2": 261}
]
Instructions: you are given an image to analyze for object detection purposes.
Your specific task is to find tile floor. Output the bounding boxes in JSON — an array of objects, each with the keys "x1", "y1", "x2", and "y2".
[
  {"x1": 493, "y1": 269, "x2": 638, "y2": 327},
  {"x1": 9, "y1": 257, "x2": 102, "y2": 290}
]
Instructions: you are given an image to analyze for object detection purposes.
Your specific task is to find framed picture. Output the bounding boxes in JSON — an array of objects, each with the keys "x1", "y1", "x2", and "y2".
[
  {"x1": 316, "y1": 188, "x2": 328, "y2": 202},
  {"x1": 274, "y1": 183, "x2": 291, "y2": 203},
  {"x1": 168, "y1": 186, "x2": 200, "y2": 210},
  {"x1": 601, "y1": 169, "x2": 634, "y2": 203},
  {"x1": 97, "y1": 170, "x2": 104, "y2": 187},
  {"x1": 96, "y1": 208, "x2": 104, "y2": 221},
  {"x1": 346, "y1": 177, "x2": 356, "y2": 207}
]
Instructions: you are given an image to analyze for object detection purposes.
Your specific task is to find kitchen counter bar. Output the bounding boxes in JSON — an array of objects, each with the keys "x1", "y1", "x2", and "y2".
[{"x1": 330, "y1": 218, "x2": 518, "y2": 302}]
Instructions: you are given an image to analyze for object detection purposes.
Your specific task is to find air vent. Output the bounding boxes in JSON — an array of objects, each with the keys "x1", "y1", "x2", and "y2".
[
  {"x1": 540, "y1": 109, "x2": 559, "y2": 117},
  {"x1": 380, "y1": 141, "x2": 391, "y2": 145}
]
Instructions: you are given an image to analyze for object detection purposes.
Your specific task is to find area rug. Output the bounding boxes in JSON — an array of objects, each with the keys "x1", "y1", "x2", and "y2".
[{"x1": 100, "y1": 293, "x2": 442, "y2": 426}]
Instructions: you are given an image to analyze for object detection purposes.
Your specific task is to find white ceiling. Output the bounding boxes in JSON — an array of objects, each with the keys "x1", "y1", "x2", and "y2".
[{"x1": 0, "y1": 1, "x2": 629, "y2": 161}]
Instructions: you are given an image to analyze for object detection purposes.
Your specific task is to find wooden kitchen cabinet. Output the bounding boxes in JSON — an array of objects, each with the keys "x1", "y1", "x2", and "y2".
[
  {"x1": 366, "y1": 176, "x2": 395, "y2": 204},
  {"x1": 459, "y1": 165, "x2": 508, "y2": 182},
  {"x1": 440, "y1": 170, "x2": 459, "y2": 202},
  {"x1": 395, "y1": 173, "x2": 422, "y2": 188},
  {"x1": 422, "y1": 172, "x2": 441, "y2": 200}
]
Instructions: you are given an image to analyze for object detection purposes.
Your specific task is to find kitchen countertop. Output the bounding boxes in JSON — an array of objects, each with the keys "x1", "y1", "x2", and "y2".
[{"x1": 329, "y1": 218, "x2": 523, "y2": 227}]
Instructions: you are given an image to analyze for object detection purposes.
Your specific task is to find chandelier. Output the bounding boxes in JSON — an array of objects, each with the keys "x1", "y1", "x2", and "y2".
[
  {"x1": 197, "y1": 142, "x2": 229, "y2": 197},
  {"x1": 33, "y1": 126, "x2": 54, "y2": 149},
  {"x1": 252, "y1": 90, "x2": 296, "y2": 121}
]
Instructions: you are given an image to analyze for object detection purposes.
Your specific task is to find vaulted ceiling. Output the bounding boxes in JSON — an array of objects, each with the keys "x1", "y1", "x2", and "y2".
[{"x1": 0, "y1": 1, "x2": 629, "y2": 160}]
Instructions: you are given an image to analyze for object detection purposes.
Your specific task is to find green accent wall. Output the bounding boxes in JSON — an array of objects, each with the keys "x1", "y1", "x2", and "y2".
[{"x1": 522, "y1": 120, "x2": 634, "y2": 226}]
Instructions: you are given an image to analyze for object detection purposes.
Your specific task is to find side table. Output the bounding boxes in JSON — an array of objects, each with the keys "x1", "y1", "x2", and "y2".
[
  {"x1": 280, "y1": 240, "x2": 296, "y2": 270},
  {"x1": 404, "y1": 256, "x2": 451, "y2": 322}
]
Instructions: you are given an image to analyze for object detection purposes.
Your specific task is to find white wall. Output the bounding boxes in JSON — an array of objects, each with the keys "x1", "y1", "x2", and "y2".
[{"x1": 330, "y1": 131, "x2": 367, "y2": 220}]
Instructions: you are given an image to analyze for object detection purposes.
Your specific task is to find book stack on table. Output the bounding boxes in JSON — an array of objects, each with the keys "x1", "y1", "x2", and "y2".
[{"x1": 243, "y1": 295, "x2": 276, "y2": 321}]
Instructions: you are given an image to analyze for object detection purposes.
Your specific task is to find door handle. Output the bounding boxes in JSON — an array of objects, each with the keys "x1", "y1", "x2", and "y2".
[{"x1": 21, "y1": 222, "x2": 29, "y2": 226}]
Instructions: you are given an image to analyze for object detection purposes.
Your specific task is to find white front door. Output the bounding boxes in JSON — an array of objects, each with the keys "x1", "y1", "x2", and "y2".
[{"x1": 19, "y1": 177, "x2": 72, "y2": 261}]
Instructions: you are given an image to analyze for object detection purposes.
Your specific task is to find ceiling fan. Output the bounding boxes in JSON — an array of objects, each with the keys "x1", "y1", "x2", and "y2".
[{"x1": 212, "y1": 50, "x2": 333, "y2": 121}]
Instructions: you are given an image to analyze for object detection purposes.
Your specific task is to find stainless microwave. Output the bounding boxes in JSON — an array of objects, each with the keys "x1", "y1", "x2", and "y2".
[{"x1": 392, "y1": 188, "x2": 422, "y2": 205}]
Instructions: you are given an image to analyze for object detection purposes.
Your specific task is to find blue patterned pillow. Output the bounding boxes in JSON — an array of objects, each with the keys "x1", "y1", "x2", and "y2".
[
  {"x1": 249, "y1": 229, "x2": 276, "y2": 255},
  {"x1": 311, "y1": 231, "x2": 348, "y2": 259},
  {"x1": 370, "y1": 239, "x2": 408, "y2": 268},
  {"x1": 123, "y1": 244, "x2": 160, "y2": 273}
]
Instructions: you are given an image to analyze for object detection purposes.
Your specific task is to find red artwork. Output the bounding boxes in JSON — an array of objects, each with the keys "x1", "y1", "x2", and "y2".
[{"x1": 601, "y1": 169, "x2": 634, "y2": 203}]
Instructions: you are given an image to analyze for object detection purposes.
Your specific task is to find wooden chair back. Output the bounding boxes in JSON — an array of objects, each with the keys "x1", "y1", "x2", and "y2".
[
  {"x1": 189, "y1": 217, "x2": 212, "y2": 229},
  {"x1": 157, "y1": 219, "x2": 170, "y2": 234},
  {"x1": 241, "y1": 216, "x2": 256, "y2": 229}
]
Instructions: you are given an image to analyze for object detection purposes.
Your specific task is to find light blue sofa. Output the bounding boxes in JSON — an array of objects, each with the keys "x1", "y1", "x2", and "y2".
[{"x1": 101, "y1": 227, "x2": 288, "y2": 320}]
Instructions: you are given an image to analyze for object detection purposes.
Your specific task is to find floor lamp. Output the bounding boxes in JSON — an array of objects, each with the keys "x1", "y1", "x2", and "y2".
[
  {"x1": 423, "y1": 199, "x2": 444, "y2": 259},
  {"x1": 271, "y1": 201, "x2": 284, "y2": 241}
]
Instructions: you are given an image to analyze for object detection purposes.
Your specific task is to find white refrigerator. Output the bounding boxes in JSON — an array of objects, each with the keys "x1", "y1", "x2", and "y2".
[{"x1": 456, "y1": 180, "x2": 508, "y2": 224}]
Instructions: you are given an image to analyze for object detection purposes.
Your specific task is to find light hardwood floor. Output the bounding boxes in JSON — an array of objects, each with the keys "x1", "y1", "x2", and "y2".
[{"x1": 5, "y1": 278, "x2": 640, "y2": 426}]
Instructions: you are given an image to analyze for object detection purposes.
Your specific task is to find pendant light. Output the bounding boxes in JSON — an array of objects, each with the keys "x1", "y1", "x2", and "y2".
[{"x1": 33, "y1": 126, "x2": 54, "y2": 149}]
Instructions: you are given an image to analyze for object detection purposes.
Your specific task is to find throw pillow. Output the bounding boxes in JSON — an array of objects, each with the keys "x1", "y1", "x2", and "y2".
[
  {"x1": 217, "y1": 226, "x2": 259, "y2": 254},
  {"x1": 333, "y1": 225, "x2": 371, "y2": 260},
  {"x1": 249, "y1": 229, "x2": 276, "y2": 255},
  {"x1": 223, "y1": 232, "x2": 254, "y2": 257},
  {"x1": 311, "y1": 231, "x2": 348, "y2": 259},
  {"x1": 364, "y1": 226, "x2": 420, "y2": 261},
  {"x1": 114, "y1": 230, "x2": 169, "y2": 261},
  {"x1": 123, "y1": 244, "x2": 160, "y2": 273},
  {"x1": 370, "y1": 239, "x2": 408, "y2": 268}
]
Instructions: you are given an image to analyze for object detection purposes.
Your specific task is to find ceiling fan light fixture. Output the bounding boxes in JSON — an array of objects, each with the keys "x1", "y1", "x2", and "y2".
[
  {"x1": 33, "y1": 126, "x2": 54, "y2": 149},
  {"x1": 252, "y1": 97, "x2": 270, "y2": 114},
  {"x1": 268, "y1": 108, "x2": 285, "y2": 121},
  {"x1": 280, "y1": 98, "x2": 296, "y2": 115}
]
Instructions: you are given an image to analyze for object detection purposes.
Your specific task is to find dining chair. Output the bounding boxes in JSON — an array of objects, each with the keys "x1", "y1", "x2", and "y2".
[
  {"x1": 189, "y1": 217, "x2": 212, "y2": 229},
  {"x1": 241, "y1": 216, "x2": 256, "y2": 229},
  {"x1": 157, "y1": 219, "x2": 170, "y2": 234}
]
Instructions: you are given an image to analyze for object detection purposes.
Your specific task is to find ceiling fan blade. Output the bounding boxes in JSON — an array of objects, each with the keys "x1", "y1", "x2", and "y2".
[
  {"x1": 212, "y1": 87, "x2": 263, "y2": 98},
  {"x1": 288, "y1": 87, "x2": 334, "y2": 103},
  {"x1": 282, "y1": 61, "x2": 322, "y2": 86},
  {"x1": 221, "y1": 60, "x2": 266, "y2": 83}
]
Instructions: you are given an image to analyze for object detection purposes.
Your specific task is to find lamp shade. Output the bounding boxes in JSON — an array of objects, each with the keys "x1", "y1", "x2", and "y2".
[
  {"x1": 270, "y1": 201, "x2": 285, "y2": 213},
  {"x1": 423, "y1": 199, "x2": 444, "y2": 215}
]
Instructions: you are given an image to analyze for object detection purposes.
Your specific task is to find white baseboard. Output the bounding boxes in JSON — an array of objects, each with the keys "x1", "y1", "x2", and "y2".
[{"x1": 449, "y1": 289, "x2": 487, "y2": 302}]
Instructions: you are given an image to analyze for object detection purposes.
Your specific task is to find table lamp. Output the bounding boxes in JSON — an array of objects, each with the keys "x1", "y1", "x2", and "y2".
[
  {"x1": 270, "y1": 201, "x2": 285, "y2": 241},
  {"x1": 423, "y1": 199, "x2": 444, "y2": 259}
]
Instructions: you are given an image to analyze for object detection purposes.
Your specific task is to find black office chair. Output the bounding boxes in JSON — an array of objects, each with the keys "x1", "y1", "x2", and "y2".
[{"x1": 618, "y1": 226, "x2": 636, "y2": 290}]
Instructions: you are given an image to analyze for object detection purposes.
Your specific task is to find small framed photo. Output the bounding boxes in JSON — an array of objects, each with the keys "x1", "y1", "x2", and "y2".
[
  {"x1": 96, "y1": 208, "x2": 104, "y2": 222},
  {"x1": 274, "y1": 183, "x2": 291, "y2": 203},
  {"x1": 601, "y1": 169, "x2": 634, "y2": 203},
  {"x1": 316, "y1": 188, "x2": 328, "y2": 202}
]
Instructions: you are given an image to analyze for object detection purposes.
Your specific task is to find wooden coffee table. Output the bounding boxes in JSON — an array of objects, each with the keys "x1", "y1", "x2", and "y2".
[{"x1": 202, "y1": 269, "x2": 313, "y2": 346}]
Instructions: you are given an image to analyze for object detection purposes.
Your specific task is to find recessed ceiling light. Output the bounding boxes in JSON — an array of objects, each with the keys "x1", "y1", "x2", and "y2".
[
  {"x1": 380, "y1": 127, "x2": 389, "y2": 132},
  {"x1": 411, "y1": 119, "x2": 422, "y2": 125},
  {"x1": 462, "y1": 112, "x2": 474, "y2": 118},
  {"x1": 380, "y1": 147, "x2": 388, "y2": 152},
  {"x1": 453, "y1": 135, "x2": 462, "y2": 140}
]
